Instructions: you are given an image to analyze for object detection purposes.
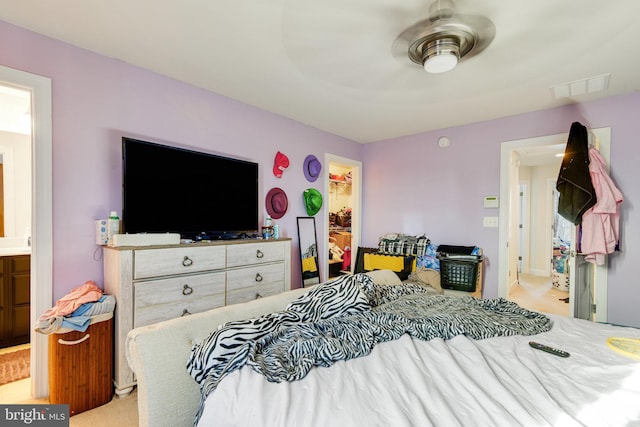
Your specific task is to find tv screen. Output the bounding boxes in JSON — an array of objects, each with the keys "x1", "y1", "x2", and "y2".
[{"x1": 122, "y1": 137, "x2": 259, "y2": 239}]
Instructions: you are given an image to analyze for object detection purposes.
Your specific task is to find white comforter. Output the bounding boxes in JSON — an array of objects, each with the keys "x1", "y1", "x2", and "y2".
[{"x1": 197, "y1": 314, "x2": 640, "y2": 427}]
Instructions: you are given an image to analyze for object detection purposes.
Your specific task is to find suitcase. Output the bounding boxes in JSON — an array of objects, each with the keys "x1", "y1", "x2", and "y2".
[{"x1": 48, "y1": 313, "x2": 114, "y2": 415}]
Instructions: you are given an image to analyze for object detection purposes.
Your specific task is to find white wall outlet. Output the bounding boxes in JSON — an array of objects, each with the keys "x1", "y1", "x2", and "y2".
[{"x1": 483, "y1": 216, "x2": 499, "y2": 228}]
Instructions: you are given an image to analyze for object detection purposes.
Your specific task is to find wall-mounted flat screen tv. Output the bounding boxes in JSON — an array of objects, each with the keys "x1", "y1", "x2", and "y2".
[{"x1": 122, "y1": 137, "x2": 259, "y2": 240}]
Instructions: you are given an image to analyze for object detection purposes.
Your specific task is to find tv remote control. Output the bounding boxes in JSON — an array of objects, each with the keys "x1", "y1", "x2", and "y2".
[{"x1": 529, "y1": 341, "x2": 570, "y2": 358}]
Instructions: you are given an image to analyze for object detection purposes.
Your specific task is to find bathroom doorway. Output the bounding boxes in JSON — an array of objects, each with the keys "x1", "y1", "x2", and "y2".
[{"x1": 0, "y1": 65, "x2": 52, "y2": 399}]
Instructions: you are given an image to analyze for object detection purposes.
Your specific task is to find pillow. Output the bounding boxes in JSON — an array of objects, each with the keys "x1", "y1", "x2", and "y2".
[
  {"x1": 285, "y1": 273, "x2": 372, "y2": 322},
  {"x1": 364, "y1": 269, "x2": 402, "y2": 287},
  {"x1": 369, "y1": 282, "x2": 430, "y2": 307},
  {"x1": 407, "y1": 268, "x2": 443, "y2": 294}
]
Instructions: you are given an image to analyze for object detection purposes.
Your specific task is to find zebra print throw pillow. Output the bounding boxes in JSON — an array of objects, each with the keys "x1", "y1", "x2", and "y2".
[
  {"x1": 367, "y1": 282, "x2": 433, "y2": 307},
  {"x1": 285, "y1": 273, "x2": 374, "y2": 322}
]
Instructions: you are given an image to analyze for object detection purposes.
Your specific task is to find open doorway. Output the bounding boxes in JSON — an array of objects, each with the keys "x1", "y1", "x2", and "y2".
[
  {"x1": 322, "y1": 154, "x2": 362, "y2": 282},
  {"x1": 507, "y1": 159, "x2": 570, "y2": 316},
  {"x1": 327, "y1": 163, "x2": 353, "y2": 279},
  {"x1": 498, "y1": 128, "x2": 610, "y2": 322},
  {"x1": 0, "y1": 83, "x2": 33, "y2": 399},
  {"x1": 0, "y1": 65, "x2": 52, "y2": 399}
]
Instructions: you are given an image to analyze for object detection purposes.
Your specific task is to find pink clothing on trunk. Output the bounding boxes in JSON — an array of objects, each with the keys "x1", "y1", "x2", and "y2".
[
  {"x1": 580, "y1": 148, "x2": 623, "y2": 265},
  {"x1": 38, "y1": 280, "x2": 103, "y2": 321}
]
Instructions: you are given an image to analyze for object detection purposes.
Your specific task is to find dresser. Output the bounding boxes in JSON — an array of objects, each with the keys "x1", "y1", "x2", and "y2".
[{"x1": 103, "y1": 238, "x2": 291, "y2": 397}]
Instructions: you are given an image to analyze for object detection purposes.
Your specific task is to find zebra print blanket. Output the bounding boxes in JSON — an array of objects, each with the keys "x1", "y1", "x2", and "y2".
[{"x1": 187, "y1": 274, "x2": 551, "y2": 423}]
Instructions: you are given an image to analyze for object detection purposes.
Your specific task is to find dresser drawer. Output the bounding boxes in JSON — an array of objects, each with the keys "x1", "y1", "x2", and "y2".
[
  {"x1": 134, "y1": 271, "x2": 225, "y2": 309},
  {"x1": 226, "y1": 241, "x2": 286, "y2": 268},
  {"x1": 226, "y1": 262, "x2": 285, "y2": 302},
  {"x1": 134, "y1": 295, "x2": 225, "y2": 328},
  {"x1": 226, "y1": 282, "x2": 285, "y2": 306},
  {"x1": 134, "y1": 245, "x2": 225, "y2": 279}
]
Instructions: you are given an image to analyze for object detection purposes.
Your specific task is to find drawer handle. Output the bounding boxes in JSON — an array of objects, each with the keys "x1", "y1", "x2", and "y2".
[
  {"x1": 182, "y1": 284, "x2": 194, "y2": 295},
  {"x1": 58, "y1": 334, "x2": 90, "y2": 346},
  {"x1": 255, "y1": 293, "x2": 263, "y2": 299},
  {"x1": 182, "y1": 256, "x2": 193, "y2": 267},
  {"x1": 256, "y1": 249, "x2": 264, "y2": 259},
  {"x1": 255, "y1": 273, "x2": 263, "y2": 282},
  {"x1": 182, "y1": 309, "x2": 191, "y2": 317}
]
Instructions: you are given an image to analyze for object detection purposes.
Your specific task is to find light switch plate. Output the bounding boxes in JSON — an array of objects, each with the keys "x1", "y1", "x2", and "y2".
[
  {"x1": 483, "y1": 216, "x2": 499, "y2": 228},
  {"x1": 483, "y1": 196, "x2": 499, "y2": 208}
]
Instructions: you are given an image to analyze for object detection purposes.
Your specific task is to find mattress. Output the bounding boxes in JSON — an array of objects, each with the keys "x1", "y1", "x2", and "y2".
[{"x1": 197, "y1": 314, "x2": 640, "y2": 427}]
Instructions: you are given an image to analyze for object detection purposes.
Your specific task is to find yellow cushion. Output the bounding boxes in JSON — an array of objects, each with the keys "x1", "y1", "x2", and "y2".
[{"x1": 364, "y1": 254, "x2": 404, "y2": 272}]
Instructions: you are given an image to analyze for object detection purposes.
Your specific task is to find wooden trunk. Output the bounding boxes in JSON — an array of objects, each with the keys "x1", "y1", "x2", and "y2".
[{"x1": 48, "y1": 315, "x2": 113, "y2": 416}]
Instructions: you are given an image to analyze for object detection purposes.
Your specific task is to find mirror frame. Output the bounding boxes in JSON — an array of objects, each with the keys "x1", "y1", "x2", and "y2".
[{"x1": 297, "y1": 216, "x2": 321, "y2": 287}]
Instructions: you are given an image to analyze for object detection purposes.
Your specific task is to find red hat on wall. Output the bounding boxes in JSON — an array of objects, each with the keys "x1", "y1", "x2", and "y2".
[
  {"x1": 266, "y1": 187, "x2": 288, "y2": 219},
  {"x1": 273, "y1": 151, "x2": 290, "y2": 178}
]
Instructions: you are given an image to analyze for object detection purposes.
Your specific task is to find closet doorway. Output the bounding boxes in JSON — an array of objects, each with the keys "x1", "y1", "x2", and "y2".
[
  {"x1": 323, "y1": 154, "x2": 361, "y2": 282},
  {"x1": 498, "y1": 128, "x2": 610, "y2": 322}
]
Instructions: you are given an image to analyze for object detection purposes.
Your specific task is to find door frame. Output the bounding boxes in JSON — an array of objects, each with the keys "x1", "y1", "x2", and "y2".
[
  {"x1": 322, "y1": 154, "x2": 362, "y2": 282},
  {"x1": 498, "y1": 128, "x2": 610, "y2": 321},
  {"x1": 0, "y1": 65, "x2": 52, "y2": 398}
]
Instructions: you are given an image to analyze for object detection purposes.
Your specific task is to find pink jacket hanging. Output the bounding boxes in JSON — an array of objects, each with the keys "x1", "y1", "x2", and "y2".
[{"x1": 580, "y1": 147, "x2": 623, "y2": 265}]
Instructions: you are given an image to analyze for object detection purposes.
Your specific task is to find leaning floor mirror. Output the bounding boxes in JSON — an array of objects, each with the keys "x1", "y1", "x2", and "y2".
[{"x1": 297, "y1": 216, "x2": 321, "y2": 287}]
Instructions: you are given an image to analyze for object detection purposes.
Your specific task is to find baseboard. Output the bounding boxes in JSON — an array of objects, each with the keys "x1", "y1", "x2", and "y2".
[{"x1": 528, "y1": 269, "x2": 548, "y2": 277}]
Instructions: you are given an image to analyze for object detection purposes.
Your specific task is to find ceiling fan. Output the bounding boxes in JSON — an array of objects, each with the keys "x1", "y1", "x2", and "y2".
[{"x1": 393, "y1": 0, "x2": 495, "y2": 73}]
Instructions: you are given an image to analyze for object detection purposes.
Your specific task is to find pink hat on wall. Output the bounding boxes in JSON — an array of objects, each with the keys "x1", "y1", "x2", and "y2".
[
  {"x1": 273, "y1": 151, "x2": 290, "y2": 178},
  {"x1": 265, "y1": 187, "x2": 288, "y2": 219}
]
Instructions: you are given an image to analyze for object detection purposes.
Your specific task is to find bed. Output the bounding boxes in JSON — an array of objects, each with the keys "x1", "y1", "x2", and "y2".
[{"x1": 125, "y1": 270, "x2": 640, "y2": 427}]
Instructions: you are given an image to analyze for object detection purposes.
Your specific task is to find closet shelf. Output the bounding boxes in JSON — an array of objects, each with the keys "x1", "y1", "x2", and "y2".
[{"x1": 329, "y1": 179, "x2": 351, "y2": 185}]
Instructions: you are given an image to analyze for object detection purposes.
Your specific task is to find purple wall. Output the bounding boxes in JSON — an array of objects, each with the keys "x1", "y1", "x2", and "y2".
[
  {"x1": 0, "y1": 20, "x2": 362, "y2": 297},
  {"x1": 362, "y1": 93, "x2": 640, "y2": 327},
  {"x1": 1, "y1": 19, "x2": 638, "y2": 327}
]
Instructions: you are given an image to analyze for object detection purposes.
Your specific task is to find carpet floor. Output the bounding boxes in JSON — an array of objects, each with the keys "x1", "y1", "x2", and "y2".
[{"x1": 0, "y1": 348, "x2": 30, "y2": 386}]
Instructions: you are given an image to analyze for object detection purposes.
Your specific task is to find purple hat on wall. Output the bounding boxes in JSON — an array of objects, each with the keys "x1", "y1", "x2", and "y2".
[
  {"x1": 303, "y1": 155, "x2": 322, "y2": 182},
  {"x1": 265, "y1": 187, "x2": 288, "y2": 219}
]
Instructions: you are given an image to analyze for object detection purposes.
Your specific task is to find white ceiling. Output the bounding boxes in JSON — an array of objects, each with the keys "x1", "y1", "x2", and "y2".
[{"x1": 1, "y1": 0, "x2": 639, "y2": 143}]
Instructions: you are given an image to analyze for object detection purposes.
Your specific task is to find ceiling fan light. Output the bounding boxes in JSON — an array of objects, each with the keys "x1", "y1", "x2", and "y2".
[
  {"x1": 423, "y1": 52, "x2": 458, "y2": 73},
  {"x1": 422, "y1": 38, "x2": 460, "y2": 73}
]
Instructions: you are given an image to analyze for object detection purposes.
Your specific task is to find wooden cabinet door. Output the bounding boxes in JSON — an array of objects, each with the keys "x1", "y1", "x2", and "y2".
[{"x1": 0, "y1": 255, "x2": 31, "y2": 348}]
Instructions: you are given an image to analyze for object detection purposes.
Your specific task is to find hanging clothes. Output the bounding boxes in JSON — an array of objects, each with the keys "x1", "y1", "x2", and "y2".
[
  {"x1": 580, "y1": 147, "x2": 623, "y2": 265},
  {"x1": 556, "y1": 122, "x2": 597, "y2": 225}
]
